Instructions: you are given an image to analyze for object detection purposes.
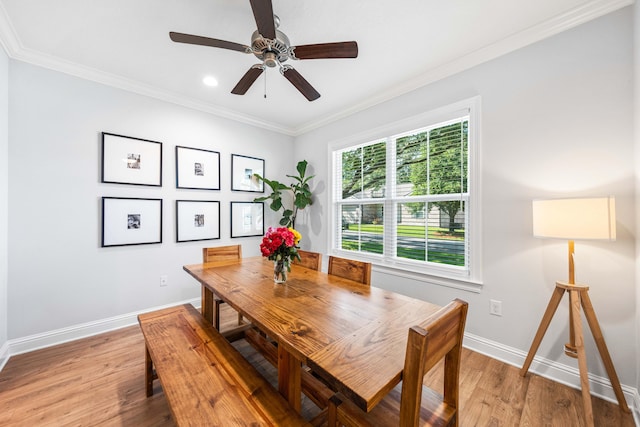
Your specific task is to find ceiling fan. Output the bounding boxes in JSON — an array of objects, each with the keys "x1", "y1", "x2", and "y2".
[{"x1": 169, "y1": 0, "x2": 358, "y2": 101}]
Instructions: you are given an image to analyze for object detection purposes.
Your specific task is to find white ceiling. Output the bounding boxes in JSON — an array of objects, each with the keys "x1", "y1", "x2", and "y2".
[{"x1": 0, "y1": 0, "x2": 631, "y2": 135}]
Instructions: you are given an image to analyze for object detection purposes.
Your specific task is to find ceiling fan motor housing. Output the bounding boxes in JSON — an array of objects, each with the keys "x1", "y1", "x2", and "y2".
[{"x1": 251, "y1": 29, "x2": 290, "y2": 67}]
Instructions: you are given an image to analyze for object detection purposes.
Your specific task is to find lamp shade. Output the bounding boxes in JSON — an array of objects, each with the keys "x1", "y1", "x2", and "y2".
[{"x1": 532, "y1": 196, "x2": 616, "y2": 240}]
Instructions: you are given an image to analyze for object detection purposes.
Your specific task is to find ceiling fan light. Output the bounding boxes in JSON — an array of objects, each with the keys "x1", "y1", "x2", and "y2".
[{"x1": 264, "y1": 51, "x2": 278, "y2": 68}]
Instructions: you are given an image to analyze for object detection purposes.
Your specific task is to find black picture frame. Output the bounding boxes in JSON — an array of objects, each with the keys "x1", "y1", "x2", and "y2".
[
  {"x1": 176, "y1": 200, "x2": 221, "y2": 242},
  {"x1": 231, "y1": 154, "x2": 264, "y2": 193},
  {"x1": 101, "y1": 132, "x2": 162, "y2": 186},
  {"x1": 101, "y1": 197, "x2": 163, "y2": 247},
  {"x1": 230, "y1": 202, "x2": 264, "y2": 238},
  {"x1": 176, "y1": 146, "x2": 220, "y2": 190}
]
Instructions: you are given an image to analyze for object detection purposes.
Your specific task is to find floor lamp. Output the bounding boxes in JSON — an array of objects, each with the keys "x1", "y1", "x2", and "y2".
[{"x1": 520, "y1": 196, "x2": 630, "y2": 426}]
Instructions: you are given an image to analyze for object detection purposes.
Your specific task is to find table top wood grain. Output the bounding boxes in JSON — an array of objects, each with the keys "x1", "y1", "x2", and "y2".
[{"x1": 184, "y1": 257, "x2": 442, "y2": 412}]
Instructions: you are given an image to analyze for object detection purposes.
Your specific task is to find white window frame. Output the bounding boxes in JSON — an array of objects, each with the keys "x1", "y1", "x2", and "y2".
[{"x1": 328, "y1": 97, "x2": 482, "y2": 292}]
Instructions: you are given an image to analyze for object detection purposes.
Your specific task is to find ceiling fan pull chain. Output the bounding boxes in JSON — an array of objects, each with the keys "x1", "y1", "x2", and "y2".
[{"x1": 264, "y1": 69, "x2": 267, "y2": 99}]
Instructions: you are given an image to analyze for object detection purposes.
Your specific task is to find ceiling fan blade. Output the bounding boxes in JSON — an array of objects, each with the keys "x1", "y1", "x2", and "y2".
[
  {"x1": 169, "y1": 32, "x2": 250, "y2": 53},
  {"x1": 231, "y1": 65, "x2": 264, "y2": 95},
  {"x1": 291, "y1": 42, "x2": 358, "y2": 59},
  {"x1": 282, "y1": 67, "x2": 320, "y2": 101},
  {"x1": 249, "y1": 0, "x2": 276, "y2": 39}
]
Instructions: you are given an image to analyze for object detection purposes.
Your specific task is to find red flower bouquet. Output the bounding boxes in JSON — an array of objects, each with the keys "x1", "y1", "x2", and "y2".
[{"x1": 260, "y1": 227, "x2": 301, "y2": 283}]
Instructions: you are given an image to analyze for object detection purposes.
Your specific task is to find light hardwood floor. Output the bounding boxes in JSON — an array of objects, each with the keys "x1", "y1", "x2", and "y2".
[{"x1": 0, "y1": 304, "x2": 635, "y2": 426}]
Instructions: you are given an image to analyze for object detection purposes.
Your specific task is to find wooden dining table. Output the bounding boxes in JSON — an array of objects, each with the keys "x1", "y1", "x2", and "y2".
[{"x1": 183, "y1": 256, "x2": 443, "y2": 414}]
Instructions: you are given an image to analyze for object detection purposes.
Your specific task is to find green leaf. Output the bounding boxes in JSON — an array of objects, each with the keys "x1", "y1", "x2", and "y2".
[
  {"x1": 301, "y1": 175, "x2": 315, "y2": 185},
  {"x1": 296, "y1": 160, "x2": 308, "y2": 178},
  {"x1": 294, "y1": 193, "x2": 311, "y2": 209},
  {"x1": 279, "y1": 217, "x2": 290, "y2": 226},
  {"x1": 270, "y1": 199, "x2": 282, "y2": 211}
]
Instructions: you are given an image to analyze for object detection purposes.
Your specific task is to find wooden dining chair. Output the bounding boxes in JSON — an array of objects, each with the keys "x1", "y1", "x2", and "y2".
[
  {"x1": 327, "y1": 298, "x2": 469, "y2": 427},
  {"x1": 294, "y1": 249, "x2": 322, "y2": 271},
  {"x1": 328, "y1": 256, "x2": 371, "y2": 285},
  {"x1": 202, "y1": 245, "x2": 242, "y2": 330},
  {"x1": 202, "y1": 245, "x2": 242, "y2": 263}
]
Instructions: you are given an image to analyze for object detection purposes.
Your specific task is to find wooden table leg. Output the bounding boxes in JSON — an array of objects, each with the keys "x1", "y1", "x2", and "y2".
[
  {"x1": 278, "y1": 344, "x2": 302, "y2": 412},
  {"x1": 201, "y1": 286, "x2": 215, "y2": 326},
  {"x1": 145, "y1": 345, "x2": 154, "y2": 397}
]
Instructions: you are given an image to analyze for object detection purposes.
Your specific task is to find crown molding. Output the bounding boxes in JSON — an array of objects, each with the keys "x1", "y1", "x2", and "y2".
[
  {"x1": 12, "y1": 46, "x2": 297, "y2": 136},
  {"x1": 0, "y1": 0, "x2": 632, "y2": 137},
  {"x1": 292, "y1": 0, "x2": 634, "y2": 135},
  {"x1": 0, "y1": 1, "x2": 296, "y2": 136}
]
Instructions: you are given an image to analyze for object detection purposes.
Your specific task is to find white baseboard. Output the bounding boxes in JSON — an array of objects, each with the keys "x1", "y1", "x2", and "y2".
[
  {"x1": 633, "y1": 390, "x2": 640, "y2": 426},
  {"x1": 464, "y1": 332, "x2": 638, "y2": 416},
  {"x1": 0, "y1": 340, "x2": 9, "y2": 371},
  {"x1": 4, "y1": 298, "x2": 200, "y2": 359}
]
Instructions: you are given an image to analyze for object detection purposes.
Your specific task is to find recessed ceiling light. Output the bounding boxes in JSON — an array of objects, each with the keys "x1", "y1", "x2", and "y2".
[{"x1": 203, "y1": 76, "x2": 218, "y2": 87}]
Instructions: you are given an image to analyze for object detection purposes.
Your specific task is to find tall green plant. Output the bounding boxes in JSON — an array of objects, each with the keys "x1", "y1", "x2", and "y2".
[{"x1": 253, "y1": 160, "x2": 314, "y2": 229}]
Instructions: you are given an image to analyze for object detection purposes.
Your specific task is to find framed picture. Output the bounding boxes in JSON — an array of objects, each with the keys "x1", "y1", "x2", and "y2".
[
  {"x1": 230, "y1": 202, "x2": 264, "y2": 238},
  {"x1": 102, "y1": 197, "x2": 162, "y2": 247},
  {"x1": 176, "y1": 200, "x2": 220, "y2": 242},
  {"x1": 101, "y1": 132, "x2": 162, "y2": 186},
  {"x1": 176, "y1": 146, "x2": 220, "y2": 190},
  {"x1": 231, "y1": 154, "x2": 264, "y2": 192}
]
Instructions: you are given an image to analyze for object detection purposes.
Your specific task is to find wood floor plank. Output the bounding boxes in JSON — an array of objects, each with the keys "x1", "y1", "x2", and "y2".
[
  {"x1": 0, "y1": 303, "x2": 634, "y2": 426},
  {"x1": 0, "y1": 326, "x2": 174, "y2": 426}
]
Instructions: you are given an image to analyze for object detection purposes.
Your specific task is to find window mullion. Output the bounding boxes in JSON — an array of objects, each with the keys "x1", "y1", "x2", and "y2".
[{"x1": 385, "y1": 136, "x2": 396, "y2": 262}]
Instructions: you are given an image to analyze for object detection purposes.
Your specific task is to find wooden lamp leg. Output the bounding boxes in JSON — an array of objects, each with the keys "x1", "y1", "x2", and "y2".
[
  {"x1": 520, "y1": 285, "x2": 566, "y2": 375},
  {"x1": 580, "y1": 290, "x2": 630, "y2": 413},
  {"x1": 522, "y1": 281, "x2": 630, "y2": 424},
  {"x1": 569, "y1": 289, "x2": 594, "y2": 426}
]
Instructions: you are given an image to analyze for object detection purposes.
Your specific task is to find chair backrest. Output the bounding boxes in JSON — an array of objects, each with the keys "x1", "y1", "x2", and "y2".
[
  {"x1": 294, "y1": 250, "x2": 322, "y2": 271},
  {"x1": 202, "y1": 245, "x2": 242, "y2": 263},
  {"x1": 399, "y1": 298, "x2": 468, "y2": 426},
  {"x1": 327, "y1": 256, "x2": 371, "y2": 285}
]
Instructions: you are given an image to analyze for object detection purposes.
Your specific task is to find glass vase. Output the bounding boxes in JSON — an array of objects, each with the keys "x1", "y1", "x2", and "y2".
[{"x1": 273, "y1": 258, "x2": 289, "y2": 284}]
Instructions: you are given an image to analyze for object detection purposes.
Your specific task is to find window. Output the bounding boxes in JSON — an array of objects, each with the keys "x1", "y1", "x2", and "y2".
[{"x1": 331, "y1": 98, "x2": 481, "y2": 285}]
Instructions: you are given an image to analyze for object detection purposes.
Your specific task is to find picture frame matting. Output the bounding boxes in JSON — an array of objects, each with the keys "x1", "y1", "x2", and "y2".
[
  {"x1": 176, "y1": 200, "x2": 221, "y2": 242},
  {"x1": 102, "y1": 197, "x2": 163, "y2": 247},
  {"x1": 176, "y1": 146, "x2": 220, "y2": 190},
  {"x1": 231, "y1": 154, "x2": 264, "y2": 193},
  {"x1": 230, "y1": 201, "x2": 264, "y2": 238},
  {"x1": 101, "y1": 132, "x2": 162, "y2": 187}
]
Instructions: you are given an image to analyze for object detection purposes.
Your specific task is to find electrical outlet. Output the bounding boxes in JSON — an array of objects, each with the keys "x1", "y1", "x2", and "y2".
[
  {"x1": 490, "y1": 299, "x2": 502, "y2": 316},
  {"x1": 160, "y1": 275, "x2": 168, "y2": 287}
]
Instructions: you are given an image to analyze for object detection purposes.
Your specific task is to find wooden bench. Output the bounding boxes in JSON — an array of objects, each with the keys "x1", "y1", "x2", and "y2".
[{"x1": 138, "y1": 304, "x2": 311, "y2": 427}]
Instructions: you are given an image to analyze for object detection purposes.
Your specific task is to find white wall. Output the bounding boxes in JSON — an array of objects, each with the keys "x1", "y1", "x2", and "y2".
[
  {"x1": 7, "y1": 61, "x2": 293, "y2": 339},
  {"x1": 0, "y1": 46, "x2": 9, "y2": 364},
  {"x1": 295, "y1": 7, "x2": 637, "y2": 397}
]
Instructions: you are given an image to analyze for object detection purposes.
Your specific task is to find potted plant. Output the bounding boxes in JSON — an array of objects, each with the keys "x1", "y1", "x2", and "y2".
[{"x1": 253, "y1": 160, "x2": 314, "y2": 229}]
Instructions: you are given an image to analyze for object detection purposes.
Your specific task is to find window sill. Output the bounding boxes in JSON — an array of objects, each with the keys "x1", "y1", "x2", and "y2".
[
  {"x1": 330, "y1": 249, "x2": 483, "y2": 293},
  {"x1": 372, "y1": 263, "x2": 483, "y2": 293}
]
